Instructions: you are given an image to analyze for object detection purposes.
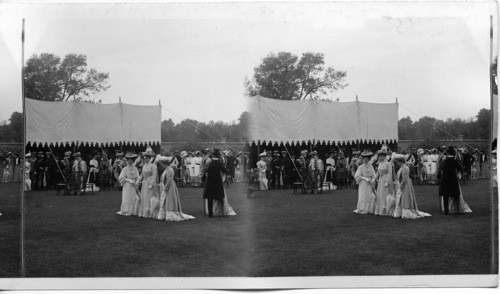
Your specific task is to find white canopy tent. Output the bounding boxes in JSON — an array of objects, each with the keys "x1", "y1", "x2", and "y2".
[
  {"x1": 26, "y1": 98, "x2": 161, "y2": 147},
  {"x1": 247, "y1": 95, "x2": 398, "y2": 145}
]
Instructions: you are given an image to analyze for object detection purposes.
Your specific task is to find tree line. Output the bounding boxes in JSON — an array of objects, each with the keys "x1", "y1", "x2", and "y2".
[{"x1": 398, "y1": 108, "x2": 490, "y2": 141}]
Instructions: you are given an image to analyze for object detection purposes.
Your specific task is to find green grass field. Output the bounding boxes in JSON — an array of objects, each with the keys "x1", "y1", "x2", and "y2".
[
  {"x1": 0, "y1": 183, "x2": 22, "y2": 277},
  {"x1": 23, "y1": 179, "x2": 497, "y2": 277}
]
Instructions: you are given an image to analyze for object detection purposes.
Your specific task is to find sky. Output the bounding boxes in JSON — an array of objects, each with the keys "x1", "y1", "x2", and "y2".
[{"x1": 0, "y1": 0, "x2": 497, "y2": 125}]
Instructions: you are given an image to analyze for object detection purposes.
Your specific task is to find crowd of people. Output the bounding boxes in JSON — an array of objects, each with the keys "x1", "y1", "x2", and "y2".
[
  {"x1": 116, "y1": 147, "x2": 237, "y2": 220},
  {"x1": 21, "y1": 147, "x2": 249, "y2": 194},
  {"x1": 254, "y1": 148, "x2": 358, "y2": 193},
  {"x1": 0, "y1": 152, "x2": 22, "y2": 183},
  {"x1": 253, "y1": 143, "x2": 496, "y2": 218},
  {"x1": 400, "y1": 147, "x2": 490, "y2": 185},
  {"x1": 21, "y1": 145, "x2": 243, "y2": 220}
]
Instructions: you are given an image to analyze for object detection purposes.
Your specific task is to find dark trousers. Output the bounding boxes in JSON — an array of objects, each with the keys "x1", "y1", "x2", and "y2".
[
  {"x1": 442, "y1": 196, "x2": 450, "y2": 215},
  {"x1": 207, "y1": 198, "x2": 223, "y2": 217},
  {"x1": 36, "y1": 171, "x2": 45, "y2": 190},
  {"x1": 271, "y1": 169, "x2": 282, "y2": 189}
]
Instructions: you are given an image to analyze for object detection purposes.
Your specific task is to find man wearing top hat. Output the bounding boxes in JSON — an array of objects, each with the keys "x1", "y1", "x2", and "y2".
[
  {"x1": 45, "y1": 151, "x2": 58, "y2": 190},
  {"x1": 200, "y1": 148, "x2": 212, "y2": 185},
  {"x1": 203, "y1": 149, "x2": 227, "y2": 217},
  {"x1": 226, "y1": 151, "x2": 237, "y2": 183},
  {"x1": 270, "y1": 150, "x2": 282, "y2": 189},
  {"x1": 438, "y1": 146, "x2": 463, "y2": 215},
  {"x1": 281, "y1": 150, "x2": 292, "y2": 189},
  {"x1": 34, "y1": 151, "x2": 47, "y2": 190}
]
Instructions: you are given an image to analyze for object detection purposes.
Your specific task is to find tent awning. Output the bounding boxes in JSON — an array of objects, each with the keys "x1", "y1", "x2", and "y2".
[
  {"x1": 248, "y1": 95, "x2": 398, "y2": 145},
  {"x1": 26, "y1": 98, "x2": 161, "y2": 146}
]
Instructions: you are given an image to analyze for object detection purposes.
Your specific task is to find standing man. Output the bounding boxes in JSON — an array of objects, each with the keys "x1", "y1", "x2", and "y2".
[
  {"x1": 281, "y1": 150, "x2": 292, "y2": 189},
  {"x1": 226, "y1": 151, "x2": 237, "y2": 183},
  {"x1": 203, "y1": 149, "x2": 227, "y2": 218},
  {"x1": 46, "y1": 151, "x2": 58, "y2": 190},
  {"x1": 438, "y1": 146, "x2": 462, "y2": 215},
  {"x1": 270, "y1": 150, "x2": 282, "y2": 189},
  {"x1": 200, "y1": 148, "x2": 212, "y2": 186},
  {"x1": 35, "y1": 151, "x2": 47, "y2": 190}
]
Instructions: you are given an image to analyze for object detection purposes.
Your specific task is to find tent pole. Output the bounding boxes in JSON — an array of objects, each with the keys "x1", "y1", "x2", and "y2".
[{"x1": 48, "y1": 144, "x2": 66, "y2": 183}]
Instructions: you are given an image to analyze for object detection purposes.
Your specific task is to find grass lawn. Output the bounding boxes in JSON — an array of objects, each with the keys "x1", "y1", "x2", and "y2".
[
  {"x1": 24, "y1": 179, "x2": 497, "y2": 277},
  {"x1": 0, "y1": 182, "x2": 22, "y2": 277}
]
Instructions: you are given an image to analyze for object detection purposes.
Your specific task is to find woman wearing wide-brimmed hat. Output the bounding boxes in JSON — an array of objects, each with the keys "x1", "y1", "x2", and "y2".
[
  {"x1": 256, "y1": 152, "x2": 268, "y2": 190},
  {"x1": 372, "y1": 146, "x2": 393, "y2": 216},
  {"x1": 156, "y1": 156, "x2": 195, "y2": 221},
  {"x1": 136, "y1": 146, "x2": 158, "y2": 218},
  {"x1": 117, "y1": 152, "x2": 140, "y2": 216},
  {"x1": 353, "y1": 150, "x2": 376, "y2": 214}
]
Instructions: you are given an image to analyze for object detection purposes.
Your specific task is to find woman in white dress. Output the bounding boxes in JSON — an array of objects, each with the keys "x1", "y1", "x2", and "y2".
[
  {"x1": 24, "y1": 153, "x2": 32, "y2": 191},
  {"x1": 428, "y1": 149, "x2": 439, "y2": 184},
  {"x1": 185, "y1": 152, "x2": 194, "y2": 185},
  {"x1": 257, "y1": 152, "x2": 268, "y2": 190},
  {"x1": 137, "y1": 146, "x2": 158, "y2": 218},
  {"x1": 191, "y1": 151, "x2": 202, "y2": 187},
  {"x1": 372, "y1": 147, "x2": 392, "y2": 216},
  {"x1": 353, "y1": 151, "x2": 376, "y2": 214},
  {"x1": 117, "y1": 152, "x2": 140, "y2": 216},
  {"x1": 157, "y1": 156, "x2": 195, "y2": 221}
]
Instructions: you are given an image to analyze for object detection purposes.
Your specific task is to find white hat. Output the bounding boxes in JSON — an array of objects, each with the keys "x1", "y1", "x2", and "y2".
[
  {"x1": 25, "y1": 153, "x2": 31, "y2": 157},
  {"x1": 143, "y1": 146, "x2": 155, "y2": 157},
  {"x1": 259, "y1": 152, "x2": 266, "y2": 157}
]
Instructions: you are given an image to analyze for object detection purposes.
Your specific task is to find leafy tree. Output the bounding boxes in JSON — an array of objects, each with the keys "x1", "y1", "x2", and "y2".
[
  {"x1": 398, "y1": 116, "x2": 414, "y2": 140},
  {"x1": 159, "y1": 112, "x2": 249, "y2": 143},
  {"x1": 245, "y1": 52, "x2": 348, "y2": 100},
  {"x1": 8, "y1": 112, "x2": 23, "y2": 143},
  {"x1": 475, "y1": 108, "x2": 491, "y2": 139},
  {"x1": 0, "y1": 112, "x2": 23, "y2": 143},
  {"x1": 24, "y1": 53, "x2": 110, "y2": 103}
]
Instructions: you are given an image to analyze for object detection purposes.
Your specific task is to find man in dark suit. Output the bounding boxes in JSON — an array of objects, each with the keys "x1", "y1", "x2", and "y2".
[
  {"x1": 34, "y1": 151, "x2": 47, "y2": 190},
  {"x1": 46, "y1": 151, "x2": 58, "y2": 190},
  {"x1": 203, "y1": 149, "x2": 227, "y2": 218},
  {"x1": 226, "y1": 151, "x2": 237, "y2": 183},
  {"x1": 270, "y1": 150, "x2": 282, "y2": 189},
  {"x1": 462, "y1": 148, "x2": 472, "y2": 183},
  {"x1": 281, "y1": 150, "x2": 292, "y2": 189},
  {"x1": 438, "y1": 146, "x2": 462, "y2": 215}
]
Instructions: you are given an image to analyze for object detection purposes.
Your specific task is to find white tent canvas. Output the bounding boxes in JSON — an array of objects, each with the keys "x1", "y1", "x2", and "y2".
[
  {"x1": 248, "y1": 95, "x2": 398, "y2": 145},
  {"x1": 26, "y1": 98, "x2": 161, "y2": 146}
]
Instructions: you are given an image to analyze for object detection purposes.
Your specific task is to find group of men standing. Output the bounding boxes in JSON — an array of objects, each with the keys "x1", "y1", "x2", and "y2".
[{"x1": 256, "y1": 148, "x2": 358, "y2": 193}]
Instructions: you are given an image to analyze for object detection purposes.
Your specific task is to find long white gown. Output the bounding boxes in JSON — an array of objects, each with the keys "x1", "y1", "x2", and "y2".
[
  {"x1": 389, "y1": 165, "x2": 431, "y2": 219},
  {"x1": 157, "y1": 167, "x2": 195, "y2": 221},
  {"x1": 257, "y1": 160, "x2": 268, "y2": 190},
  {"x1": 117, "y1": 165, "x2": 140, "y2": 216},
  {"x1": 353, "y1": 163, "x2": 376, "y2": 214},
  {"x1": 137, "y1": 162, "x2": 158, "y2": 218},
  {"x1": 372, "y1": 160, "x2": 393, "y2": 216},
  {"x1": 213, "y1": 188, "x2": 237, "y2": 216},
  {"x1": 24, "y1": 161, "x2": 31, "y2": 191}
]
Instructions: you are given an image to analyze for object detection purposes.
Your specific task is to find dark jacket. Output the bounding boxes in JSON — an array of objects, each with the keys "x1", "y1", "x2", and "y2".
[
  {"x1": 438, "y1": 157, "x2": 462, "y2": 198},
  {"x1": 203, "y1": 159, "x2": 227, "y2": 199}
]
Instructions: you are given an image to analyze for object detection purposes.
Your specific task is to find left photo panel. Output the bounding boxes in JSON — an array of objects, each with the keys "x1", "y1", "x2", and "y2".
[{"x1": 0, "y1": 6, "x2": 24, "y2": 278}]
